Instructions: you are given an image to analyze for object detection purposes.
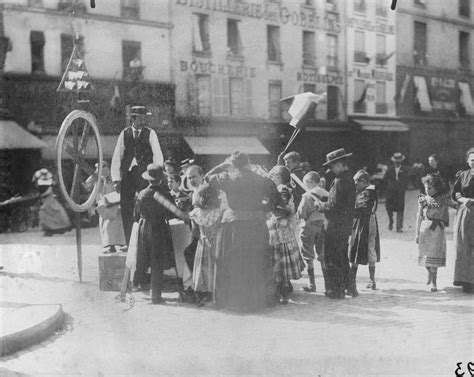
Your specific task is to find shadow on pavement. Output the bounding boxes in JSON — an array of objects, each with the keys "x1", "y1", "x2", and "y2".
[
  {"x1": 0, "y1": 271, "x2": 96, "y2": 286},
  {"x1": 0, "y1": 368, "x2": 33, "y2": 377}
]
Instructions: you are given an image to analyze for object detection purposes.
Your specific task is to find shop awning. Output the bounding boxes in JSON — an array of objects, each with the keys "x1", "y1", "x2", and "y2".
[
  {"x1": 184, "y1": 137, "x2": 270, "y2": 155},
  {"x1": 354, "y1": 119, "x2": 409, "y2": 132},
  {"x1": 413, "y1": 76, "x2": 433, "y2": 112},
  {"x1": 0, "y1": 120, "x2": 47, "y2": 149},
  {"x1": 459, "y1": 82, "x2": 474, "y2": 115}
]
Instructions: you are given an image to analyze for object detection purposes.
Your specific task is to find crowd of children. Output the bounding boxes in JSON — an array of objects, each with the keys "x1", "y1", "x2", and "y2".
[{"x1": 82, "y1": 146, "x2": 469, "y2": 311}]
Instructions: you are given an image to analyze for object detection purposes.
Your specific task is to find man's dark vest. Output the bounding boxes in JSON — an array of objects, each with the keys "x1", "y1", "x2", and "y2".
[{"x1": 121, "y1": 126, "x2": 153, "y2": 175}]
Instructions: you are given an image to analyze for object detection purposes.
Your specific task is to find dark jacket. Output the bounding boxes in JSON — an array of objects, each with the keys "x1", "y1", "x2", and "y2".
[
  {"x1": 384, "y1": 165, "x2": 408, "y2": 212},
  {"x1": 121, "y1": 126, "x2": 153, "y2": 175}
]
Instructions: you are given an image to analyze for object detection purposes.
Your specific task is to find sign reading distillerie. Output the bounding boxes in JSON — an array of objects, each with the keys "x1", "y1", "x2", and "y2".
[{"x1": 177, "y1": 0, "x2": 341, "y2": 32}]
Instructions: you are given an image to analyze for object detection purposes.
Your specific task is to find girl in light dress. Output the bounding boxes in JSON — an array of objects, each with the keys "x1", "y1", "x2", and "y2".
[
  {"x1": 190, "y1": 182, "x2": 223, "y2": 307},
  {"x1": 415, "y1": 173, "x2": 453, "y2": 292},
  {"x1": 268, "y1": 165, "x2": 304, "y2": 304}
]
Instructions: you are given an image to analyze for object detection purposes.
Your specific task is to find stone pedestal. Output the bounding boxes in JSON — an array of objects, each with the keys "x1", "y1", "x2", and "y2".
[{"x1": 98, "y1": 252, "x2": 126, "y2": 291}]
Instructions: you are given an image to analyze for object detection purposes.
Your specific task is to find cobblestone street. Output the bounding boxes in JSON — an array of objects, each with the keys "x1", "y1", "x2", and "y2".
[{"x1": 1, "y1": 190, "x2": 473, "y2": 376}]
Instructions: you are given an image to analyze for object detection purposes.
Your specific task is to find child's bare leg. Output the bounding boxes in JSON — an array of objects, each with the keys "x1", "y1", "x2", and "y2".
[
  {"x1": 367, "y1": 263, "x2": 376, "y2": 290},
  {"x1": 430, "y1": 267, "x2": 438, "y2": 292},
  {"x1": 303, "y1": 259, "x2": 316, "y2": 292},
  {"x1": 426, "y1": 267, "x2": 432, "y2": 285}
]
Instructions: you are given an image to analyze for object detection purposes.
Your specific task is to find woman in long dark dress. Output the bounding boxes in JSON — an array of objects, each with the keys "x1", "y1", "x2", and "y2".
[
  {"x1": 208, "y1": 152, "x2": 280, "y2": 312},
  {"x1": 452, "y1": 148, "x2": 474, "y2": 293}
]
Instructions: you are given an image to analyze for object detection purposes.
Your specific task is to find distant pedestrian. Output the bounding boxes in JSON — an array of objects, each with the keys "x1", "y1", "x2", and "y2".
[
  {"x1": 297, "y1": 171, "x2": 329, "y2": 293},
  {"x1": 452, "y1": 147, "x2": 474, "y2": 293},
  {"x1": 384, "y1": 152, "x2": 408, "y2": 232},
  {"x1": 267, "y1": 165, "x2": 304, "y2": 304},
  {"x1": 420, "y1": 154, "x2": 449, "y2": 193},
  {"x1": 416, "y1": 173, "x2": 450, "y2": 292},
  {"x1": 349, "y1": 170, "x2": 380, "y2": 292}
]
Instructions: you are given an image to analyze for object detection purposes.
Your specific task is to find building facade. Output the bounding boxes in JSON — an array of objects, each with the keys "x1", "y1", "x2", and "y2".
[
  {"x1": 170, "y1": 0, "x2": 349, "y2": 166},
  {"x1": 396, "y1": 0, "x2": 474, "y2": 175},
  {"x1": 1, "y1": 0, "x2": 175, "y2": 158}
]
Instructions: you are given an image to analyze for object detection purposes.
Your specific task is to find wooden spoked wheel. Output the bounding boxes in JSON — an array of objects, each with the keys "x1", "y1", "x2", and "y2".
[{"x1": 56, "y1": 110, "x2": 103, "y2": 213}]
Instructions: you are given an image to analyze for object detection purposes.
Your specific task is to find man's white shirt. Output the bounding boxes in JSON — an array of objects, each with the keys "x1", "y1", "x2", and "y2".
[{"x1": 111, "y1": 126, "x2": 164, "y2": 182}]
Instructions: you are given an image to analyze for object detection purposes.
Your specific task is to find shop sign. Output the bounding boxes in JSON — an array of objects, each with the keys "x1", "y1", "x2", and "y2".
[
  {"x1": 296, "y1": 72, "x2": 343, "y2": 85},
  {"x1": 348, "y1": 17, "x2": 395, "y2": 35},
  {"x1": 356, "y1": 69, "x2": 393, "y2": 81},
  {"x1": 180, "y1": 59, "x2": 256, "y2": 77},
  {"x1": 176, "y1": 0, "x2": 341, "y2": 33}
]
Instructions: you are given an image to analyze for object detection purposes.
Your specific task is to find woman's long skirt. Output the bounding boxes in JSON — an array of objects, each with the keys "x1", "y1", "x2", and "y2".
[
  {"x1": 453, "y1": 205, "x2": 474, "y2": 288},
  {"x1": 214, "y1": 219, "x2": 275, "y2": 313}
]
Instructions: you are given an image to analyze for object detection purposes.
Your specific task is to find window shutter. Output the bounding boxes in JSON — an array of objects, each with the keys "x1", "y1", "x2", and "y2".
[{"x1": 245, "y1": 79, "x2": 253, "y2": 116}]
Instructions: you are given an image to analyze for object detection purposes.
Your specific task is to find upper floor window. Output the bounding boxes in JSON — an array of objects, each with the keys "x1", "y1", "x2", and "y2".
[
  {"x1": 193, "y1": 14, "x2": 211, "y2": 53},
  {"x1": 121, "y1": 0, "x2": 139, "y2": 19},
  {"x1": 269, "y1": 81, "x2": 282, "y2": 120},
  {"x1": 303, "y1": 31, "x2": 315, "y2": 66},
  {"x1": 326, "y1": 0, "x2": 337, "y2": 12},
  {"x1": 327, "y1": 34, "x2": 338, "y2": 68},
  {"x1": 122, "y1": 40, "x2": 142, "y2": 81},
  {"x1": 267, "y1": 25, "x2": 281, "y2": 62},
  {"x1": 460, "y1": 0, "x2": 470, "y2": 17},
  {"x1": 30, "y1": 31, "x2": 45, "y2": 73},
  {"x1": 61, "y1": 34, "x2": 84, "y2": 72},
  {"x1": 354, "y1": 0, "x2": 366, "y2": 13},
  {"x1": 460, "y1": 31, "x2": 471, "y2": 69},
  {"x1": 376, "y1": 0, "x2": 388, "y2": 17},
  {"x1": 227, "y1": 19, "x2": 242, "y2": 55},
  {"x1": 414, "y1": 21, "x2": 428, "y2": 65},
  {"x1": 376, "y1": 34, "x2": 386, "y2": 65},
  {"x1": 354, "y1": 31, "x2": 366, "y2": 63}
]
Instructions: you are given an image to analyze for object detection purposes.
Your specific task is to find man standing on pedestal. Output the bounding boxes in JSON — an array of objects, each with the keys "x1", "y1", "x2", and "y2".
[
  {"x1": 111, "y1": 105, "x2": 164, "y2": 245},
  {"x1": 383, "y1": 152, "x2": 408, "y2": 233}
]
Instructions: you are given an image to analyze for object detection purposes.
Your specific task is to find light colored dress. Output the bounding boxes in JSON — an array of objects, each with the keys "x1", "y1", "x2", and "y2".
[
  {"x1": 96, "y1": 178, "x2": 126, "y2": 247},
  {"x1": 416, "y1": 193, "x2": 449, "y2": 268},
  {"x1": 190, "y1": 207, "x2": 221, "y2": 293}
]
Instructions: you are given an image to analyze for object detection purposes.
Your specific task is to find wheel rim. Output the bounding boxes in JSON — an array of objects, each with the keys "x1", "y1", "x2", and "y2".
[{"x1": 56, "y1": 110, "x2": 103, "y2": 213}]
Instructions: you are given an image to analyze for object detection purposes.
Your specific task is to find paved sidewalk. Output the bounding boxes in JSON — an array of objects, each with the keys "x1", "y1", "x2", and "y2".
[{"x1": 0, "y1": 190, "x2": 473, "y2": 376}]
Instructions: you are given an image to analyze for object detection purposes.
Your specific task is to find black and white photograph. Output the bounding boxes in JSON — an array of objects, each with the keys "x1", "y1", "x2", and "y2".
[{"x1": 0, "y1": 0, "x2": 473, "y2": 375}]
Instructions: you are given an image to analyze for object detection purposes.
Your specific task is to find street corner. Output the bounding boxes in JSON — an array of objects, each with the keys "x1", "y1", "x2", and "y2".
[{"x1": 0, "y1": 302, "x2": 65, "y2": 357}]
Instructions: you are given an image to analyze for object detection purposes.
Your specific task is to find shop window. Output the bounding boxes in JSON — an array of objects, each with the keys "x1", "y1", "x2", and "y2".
[
  {"x1": 30, "y1": 31, "x2": 45, "y2": 73},
  {"x1": 303, "y1": 84, "x2": 317, "y2": 118},
  {"x1": 354, "y1": 79, "x2": 367, "y2": 113},
  {"x1": 229, "y1": 78, "x2": 245, "y2": 117},
  {"x1": 459, "y1": 31, "x2": 470, "y2": 69},
  {"x1": 376, "y1": 34, "x2": 386, "y2": 65},
  {"x1": 354, "y1": 0, "x2": 366, "y2": 13},
  {"x1": 460, "y1": 0, "x2": 470, "y2": 17},
  {"x1": 376, "y1": 81, "x2": 387, "y2": 114},
  {"x1": 354, "y1": 31, "x2": 366, "y2": 63},
  {"x1": 327, "y1": 85, "x2": 339, "y2": 120},
  {"x1": 212, "y1": 76, "x2": 229, "y2": 116},
  {"x1": 414, "y1": 21, "x2": 428, "y2": 65},
  {"x1": 267, "y1": 25, "x2": 281, "y2": 62},
  {"x1": 121, "y1": 0, "x2": 139, "y2": 19},
  {"x1": 303, "y1": 31, "x2": 315, "y2": 66},
  {"x1": 245, "y1": 79, "x2": 254, "y2": 116},
  {"x1": 28, "y1": 0, "x2": 42, "y2": 6},
  {"x1": 61, "y1": 34, "x2": 84, "y2": 73},
  {"x1": 414, "y1": 0, "x2": 426, "y2": 7},
  {"x1": 227, "y1": 19, "x2": 242, "y2": 55},
  {"x1": 193, "y1": 14, "x2": 211, "y2": 53},
  {"x1": 269, "y1": 81, "x2": 282, "y2": 120},
  {"x1": 197, "y1": 75, "x2": 211, "y2": 116},
  {"x1": 327, "y1": 34, "x2": 338, "y2": 68},
  {"x1": 376, "y1": 0, "x2": 387, "y2": 17},
  {"x1": 122, "y1": 40, "x2": 142, "y2": 81}
]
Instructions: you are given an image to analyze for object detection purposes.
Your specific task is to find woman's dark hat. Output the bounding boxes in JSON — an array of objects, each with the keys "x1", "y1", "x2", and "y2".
[
  {"x1": 391, "y1": 152, "x2": 405, "y2": 162},
  {"x1": 130, "y1": 106, "x2": 151, "y2": 116},
  {"x1": 323, "y1": 148, "x2": 353, "y2": 166},
  {"x1": 142, "y1": 163, "x2": 164, "y2": 182}
]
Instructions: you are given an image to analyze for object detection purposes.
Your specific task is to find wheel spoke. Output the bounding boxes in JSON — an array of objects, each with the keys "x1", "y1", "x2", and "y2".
[
  {"x1": 64, "y1": 144, "x2": 95, "y2": 176},
  {"x1": 78, "y1": 119, "x2": 90, "y2": 154}
]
